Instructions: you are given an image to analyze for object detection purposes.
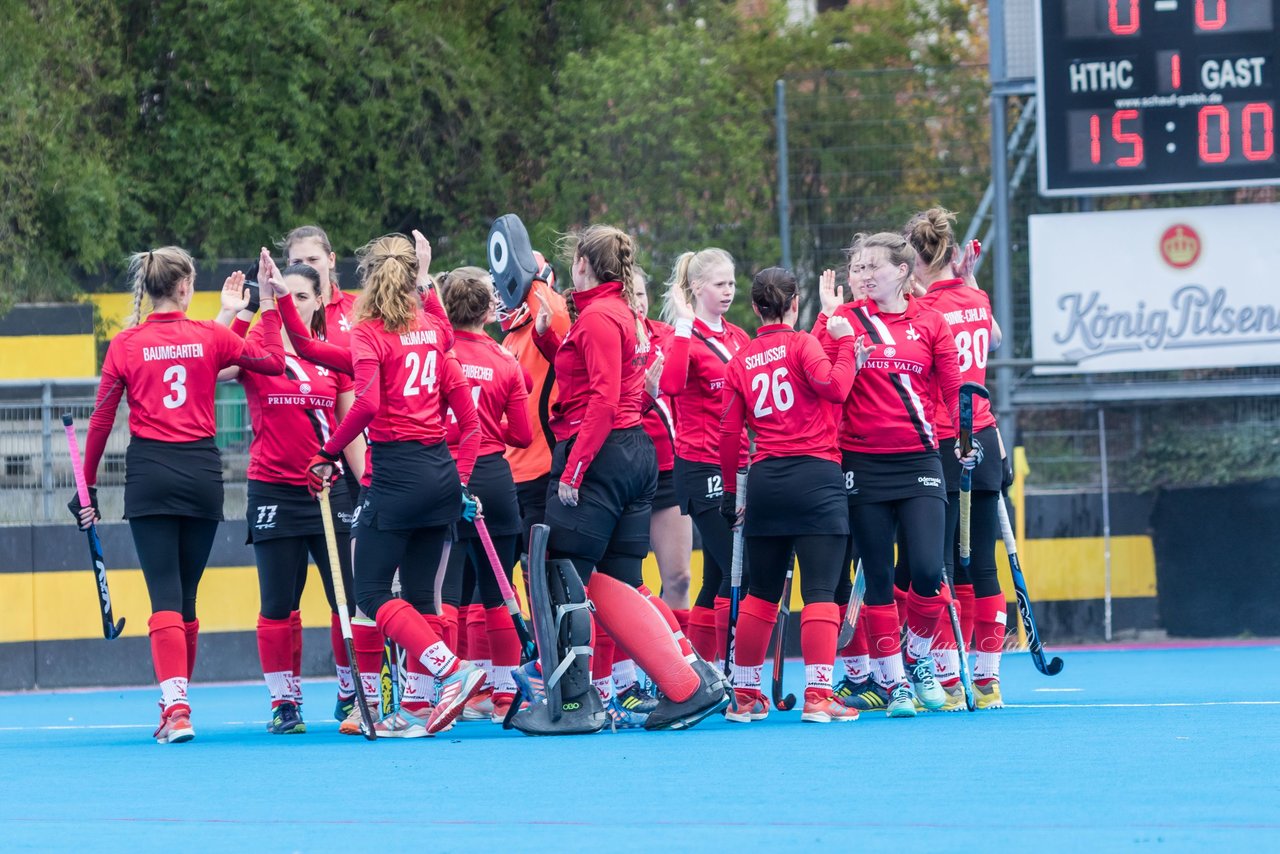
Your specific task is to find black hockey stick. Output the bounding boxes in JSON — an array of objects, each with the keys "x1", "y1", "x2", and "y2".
[
  {"x1": 724, "y1": 469, "x2": 747, "y2": 684},
  {"x1": 836, "y1": 560, "x2": 865, "y2": 649},
  {"x1": 997, "y1": 494, "x2": 1064, "y2": 676},
  {"x1": 319, "y1": 485, "x2": 378, "y2": 740},
  {"x1": 953, "y1": 382, "x2": 989, "y2": 712},
  {"x1": 62, "y1": 415, "x2": 125, "y2": 640},
  {"x1": 771, "y1": 557, "x2": 797, "y2": 711}
]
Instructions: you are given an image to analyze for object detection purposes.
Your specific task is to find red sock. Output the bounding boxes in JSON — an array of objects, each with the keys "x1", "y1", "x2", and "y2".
[
  {"x1": 837, "y1": 609, "x2": 868, "y2": 657},
  {"x1": 587, "y1": 574, "x2": 698, "y2": 703},
  {"x1": 289, "y1": 610, "x2": 303, "y2": 677},
  {"x1": 800, "y1": 602, "x2": 839, "y2": 672},
  {"x1": 639, "y1": 585, "x2": 694, "y2": 658},
  {"x1": 932, "y1": 583, "x2": 957, "y2": 648},
  {"x1": 893, "y1": 585, "x2": 909, "y2": 632},
  {"x1": 183, "y1": 618, "x2": 200, "y2": 679},
  {"x1": 735, "y1": 595, "x2": 778, "y2": 669},
  {"x1": 484, "y1": 606, "x2": 520, "y2": 670},
  {"x1": 256, "y1": 615, "x2": 293, "y2": 706},
  {"x1": 440, "y1": 604, "x2": 459, "y2": 651},
  {"x1": 713, "y1": 595, "x2": 731, "y2": 662},
  {"x1": 466, "y1": 604, "x2": 490, "y2": 664},
  {"x1": 375, "y1": 599, "x2": 452, "y2": 673},
  {"x1": 672, "y1": 607, "x2": 691, "y2": 637},
  {"x1": 904, "y1": 587, "x2": 946, "y2": 663},
  {"x1": 148, "y1": 610, "x2": 188, "y2": 684},
  {"x1": 351, "y1": 620, "x2": 386, "y2": 691},
  {"x1": 864, "y1": 603, "x2": 901, "y2": 659},
  {"x1": 957, "y1": 583, "x2": 977, "y2": 648},
  {"x1": 330, "y1": 613, "x2": 350, "y2": 667},
  {"x1": 974, "y1": 593, "x2": 1007, "y2": 653},
  {"x1": 688, "y1": 605, "x2": 717, "y2": 661},
  {"x1": 592, "y1": 619, "x2": 616, "y2": 681}
]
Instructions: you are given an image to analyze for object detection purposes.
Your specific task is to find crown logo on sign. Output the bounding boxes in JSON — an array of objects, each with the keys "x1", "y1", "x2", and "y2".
[{"x1": 1160, "y1": 224, "x2": 1200, "y2": 269}]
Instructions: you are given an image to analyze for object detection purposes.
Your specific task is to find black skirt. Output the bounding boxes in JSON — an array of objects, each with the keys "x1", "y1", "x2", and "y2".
[
  {"x1": 940, "y1": 424, "x2": 1004, "y2": 493},
  {"x1": 844, "y1": 449, "x2": 947, "y2": 505},
  {"x1": 357, "y1": 440, "x2": 461, "y2": 532},
  {"x1": 246, "y1": 477, "x2": 353, "y2": 544},
  {"x1": 674, "y1": 457, "x2": 724, "y2": 515},
  {"x1": 745, "y1": 456, "x2": 849, "y2": 537},
  {"x1": 124, "y1": 437, "x2": 222, "y2": 520},
  {"x1": 652, "y1": 468, "x2": 679, "y2": 511},
  {"x1": 456, "y1": 452, "x2": 522, "y2": 539}
]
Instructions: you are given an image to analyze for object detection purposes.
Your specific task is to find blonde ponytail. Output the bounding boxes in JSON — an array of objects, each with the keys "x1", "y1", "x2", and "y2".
[
  {"x1": 125, "y1": 247, "x2": 195, "y2": 327},
  {"x1": 354, "y1": 234, "x2": 419, "y2": 334}
]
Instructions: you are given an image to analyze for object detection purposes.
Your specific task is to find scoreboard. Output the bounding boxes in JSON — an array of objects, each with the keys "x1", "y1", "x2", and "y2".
[{"x1": 1036, "y1": 0, "x2": 1280, "y2": 196}]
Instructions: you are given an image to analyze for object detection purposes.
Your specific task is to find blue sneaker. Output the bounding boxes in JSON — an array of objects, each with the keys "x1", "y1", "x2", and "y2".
[
  {"x1": 512, "y1": 661, "x2": 546, "y2": 706},
  {"x1": 267, "y1": 701, "x2": 306, "y2": 735},
  {"x1": 908, "y1": 657, "x2": 946, "y2": 710},
  {"x1": 606, "y1": 692, "x2": 650, "y2": 729},
  {"x1": 887, "y1": 682, "x2": 917, "y2": 718},
  {"x1": 333, "y1": 692, "x2": 355, "y2": 723}
]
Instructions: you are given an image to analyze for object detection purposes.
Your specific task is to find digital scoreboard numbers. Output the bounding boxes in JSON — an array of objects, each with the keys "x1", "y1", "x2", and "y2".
[{"x1": 1036, "y1": 0, "x2": 1280, "y2": 196}]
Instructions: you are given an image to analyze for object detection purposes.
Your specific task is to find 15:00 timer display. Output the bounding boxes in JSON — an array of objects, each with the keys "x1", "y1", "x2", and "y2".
[{"x1": 1036, "y1": 0, "x2": 1280, "y2": 195}]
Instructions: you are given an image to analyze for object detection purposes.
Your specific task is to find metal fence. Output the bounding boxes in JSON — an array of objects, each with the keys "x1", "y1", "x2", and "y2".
[{"x1": 0, "y1": 381, "x2": 251, "y2": 524}]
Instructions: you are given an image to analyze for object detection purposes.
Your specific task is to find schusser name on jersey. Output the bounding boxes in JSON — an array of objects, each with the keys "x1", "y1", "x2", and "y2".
[{"x1": 744, "y1": 344, "x2": 787, "y2": 370}]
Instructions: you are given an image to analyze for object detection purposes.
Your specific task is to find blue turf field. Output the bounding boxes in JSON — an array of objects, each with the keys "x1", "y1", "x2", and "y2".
[{"x1": 2, "y1": 644, "x2": 1278, "y2": 852}]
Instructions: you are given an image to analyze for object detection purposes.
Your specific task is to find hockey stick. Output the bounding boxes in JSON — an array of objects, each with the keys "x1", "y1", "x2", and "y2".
[
  {"x1": 62, "y1": 414, "x2": 125, "y2": 640},
  {"x1": 474, "y1": 512, "x2": 537, "y2": 663},
  {"x1": 723, "y1": 469, "x2": 747, "y2": 683},
  {"x1": 997, "y1": 494, "x2": 1064, "y2": 676},
  {"x1": 380, "y1": 569, "x2": 403, "y2": 717},
  {"x1": 953, "y1": 382, "x2": 988, "y2": 712},
  {"x1": 318, "y1": 486, "x2": 377, "y2": 740},
  {"x1": 836, "y1": 560, "x2": 865, "y2": 649},
  {"x1": 770, "y1": 556, "x2": 797, "y2": 711}
]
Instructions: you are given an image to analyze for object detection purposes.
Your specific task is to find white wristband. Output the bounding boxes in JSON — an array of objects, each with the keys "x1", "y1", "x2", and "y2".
[{"x1": 674, "y1": 317, "x2": 694, "y2": 337}]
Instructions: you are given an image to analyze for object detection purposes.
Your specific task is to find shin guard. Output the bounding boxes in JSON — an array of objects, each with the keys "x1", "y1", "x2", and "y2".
[{"x1": 527, "y1": 548, "x2": 593, "y2": 721}]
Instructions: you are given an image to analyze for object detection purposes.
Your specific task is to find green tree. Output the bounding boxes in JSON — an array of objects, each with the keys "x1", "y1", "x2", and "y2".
[{"x1": 0, "y1": 0, "x2": 127, "y2": 309}]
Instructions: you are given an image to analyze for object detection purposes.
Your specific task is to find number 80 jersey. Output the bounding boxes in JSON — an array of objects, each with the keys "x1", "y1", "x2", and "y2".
[{"x1": 916, "y1": 278, "x2": 996, "y2": 438}]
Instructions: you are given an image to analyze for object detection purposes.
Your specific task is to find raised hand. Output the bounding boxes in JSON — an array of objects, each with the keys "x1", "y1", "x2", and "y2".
[
  {"x1": 412, "y1": 230, "x2": 433, "y2": 290},
  {"x1": 645, "y1": 350, "x2": 665, "y2": 399},
  {"x1": 668, "y1": 278, "x2": 694, "y2": 322},
  {"x1": 220, "y1": 271, "x2": 250, "y2": 313},
  {"x1": 953, "y1": 238, "x2": 980, "y2": 286},
  {"x1": 533, "y1": 288, "x2": 553, "y2": 335},
  {"x1": 819, "y1": 269, "x2": 844, "y2": 317},
  {"x1": 854, "y1": 334, "x2": 876, "y2": 370}
]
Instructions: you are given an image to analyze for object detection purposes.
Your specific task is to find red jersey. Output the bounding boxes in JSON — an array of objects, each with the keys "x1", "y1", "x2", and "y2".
[
  {"x1": 915, "y1": 278, "x2": 996, "y2": 438},
  {"x1": 240, "y1": 323, "x2": 353, "y2": 487},
  {"x1": 641, "y1": 318, "x2": 677, "y2": 472},
  {"x1": 816, "y1": 299, "x2": 960, "y2": 454},
  {"x1": 535, "y1": 282, "x2": 645, "y2": 489},
  {"x1": 719, "y1": 325, "x2": 857, "y2": 484},
  {"x1": 321, "y1": 308, "x2": 480, "y2": 482},
  {"x1": 660, "y1": 316, "x2": 750, "y2": 467},
  {"x1": 289, "y1": 288, "x2": 455, "y2": 374},
  {"x1": 323, "y1": 286, "x2": 359, "y2": 350},
  {"x1": 84, "y1": 310, "x2": 286, "y2": 485},
  {"x1": 444, "y1": 330, "x2": 533, "y2": 457},
  {"x1": 502, "y1": 279, "x2": 571, "y2": 484}
]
